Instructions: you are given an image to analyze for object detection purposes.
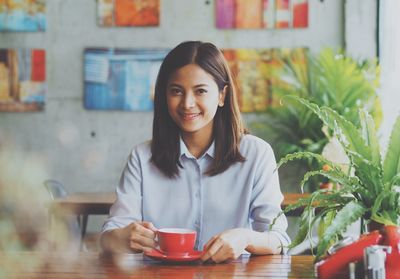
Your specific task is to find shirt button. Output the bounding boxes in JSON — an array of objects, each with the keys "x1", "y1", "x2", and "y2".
[{"x1": 195, "y1": 192, "x2": 200, "y2": 198}]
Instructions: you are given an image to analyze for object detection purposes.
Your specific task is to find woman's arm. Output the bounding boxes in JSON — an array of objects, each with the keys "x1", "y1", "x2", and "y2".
[
  {"x1": 200, "y1": 228, "x2": 281, "y2": 263},
  {"x1": 101, "y1": 222, "x2": 157, "y2": 254},
  {"x1": 244, "y1": 229, "x2": 282, "y2": 254}
]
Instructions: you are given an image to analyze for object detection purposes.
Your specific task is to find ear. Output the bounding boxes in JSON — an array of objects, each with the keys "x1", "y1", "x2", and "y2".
[{"x1": 218, "y1": 85, "x2": 228, "y2": 107}]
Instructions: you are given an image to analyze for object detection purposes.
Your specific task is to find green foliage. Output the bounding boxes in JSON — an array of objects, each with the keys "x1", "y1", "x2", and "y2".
[
  {"x1": 383, "y1": 117, "x2": 400, "y2": 183},
  {"x1": 251, "y1": 49, "x2": 381, "y2": 191},
  {"x1": 274, "y1": 97, "x2": 400, "y2": 260},
  {"x1": 316, "y1": 202, "x2": 367, "y2": 259}
]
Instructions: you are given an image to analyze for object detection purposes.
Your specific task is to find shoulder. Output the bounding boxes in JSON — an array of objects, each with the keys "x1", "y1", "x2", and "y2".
[
  {"x1": 239, "y1": 134, "x2": 274, "y2": 156},
  {"x1": 129, "y1": 140, "x2": 152, "y2": 160}
]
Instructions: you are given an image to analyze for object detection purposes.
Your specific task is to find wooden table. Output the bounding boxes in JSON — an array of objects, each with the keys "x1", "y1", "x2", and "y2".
[
  {"x1": 51, "y1": 192, "x2": 309, "y2": 216},
  {"x1": 50, "y1": 192, "x2": 116, "y2": 244},
  {"x1": 50, "y1": 192, "x2": 310, "y2": 242},
  {"x1": 0, "y1": 252, "x2": 316, "y2": 278}
]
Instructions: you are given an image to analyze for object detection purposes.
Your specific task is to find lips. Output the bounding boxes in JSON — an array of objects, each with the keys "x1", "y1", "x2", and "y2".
[{"x1": 180, "y1": 112, "x2": 201, "y2": 121}]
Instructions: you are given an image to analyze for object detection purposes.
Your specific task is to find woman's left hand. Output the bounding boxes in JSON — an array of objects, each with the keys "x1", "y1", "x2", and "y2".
[{"x1": 201, "y1": 228, "x2": 249, "y2": 263}]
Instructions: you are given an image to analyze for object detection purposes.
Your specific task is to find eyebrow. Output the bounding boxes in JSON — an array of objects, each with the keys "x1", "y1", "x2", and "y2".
[
  {"x1": 168, "y1": 83, "x2": 210, "y2": 88},
  {"x1": 193, "y1": 84, "x2": 209, "y2": 88}
]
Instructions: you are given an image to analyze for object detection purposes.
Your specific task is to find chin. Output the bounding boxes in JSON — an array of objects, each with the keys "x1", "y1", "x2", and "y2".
[{"x1": 180, "y1": 127, "x2": 200, "y2": 134}]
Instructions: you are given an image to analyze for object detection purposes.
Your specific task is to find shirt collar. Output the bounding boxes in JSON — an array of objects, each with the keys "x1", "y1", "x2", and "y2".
[{"x1": 179, "y1": 137, "x2": 215, "y2": 160}]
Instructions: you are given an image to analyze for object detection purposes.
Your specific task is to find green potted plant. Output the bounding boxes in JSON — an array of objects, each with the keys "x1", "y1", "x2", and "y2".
[
  {"x1": 251, "y1": 49, "x2": 381, "y2": 191},
  {"x1": 274, "y1": 96, "x2": 400, "y2": 260}
]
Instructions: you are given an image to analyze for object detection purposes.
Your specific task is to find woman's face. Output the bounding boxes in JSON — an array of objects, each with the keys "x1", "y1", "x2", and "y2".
[{"x1": 166, "y1": 64, "x2": 226, "y2": 139}]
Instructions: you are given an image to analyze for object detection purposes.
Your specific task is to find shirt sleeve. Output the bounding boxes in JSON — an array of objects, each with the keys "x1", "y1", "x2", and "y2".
[
  {"x1": 249, "y1": 142, "x2": 291, "y2": 254},
  {"x1": 101, "y1": 148, "x2": 143, "y2": 232}
]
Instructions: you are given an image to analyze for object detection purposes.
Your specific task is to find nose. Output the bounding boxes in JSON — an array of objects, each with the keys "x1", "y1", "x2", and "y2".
[{"x1": 182, "y1": 92, "x2": 195, "y2": 109}]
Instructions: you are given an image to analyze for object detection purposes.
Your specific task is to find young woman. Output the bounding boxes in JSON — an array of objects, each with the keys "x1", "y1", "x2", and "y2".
[{"x1": 100, "y1": 41, "x2": 290, "y2": 263}]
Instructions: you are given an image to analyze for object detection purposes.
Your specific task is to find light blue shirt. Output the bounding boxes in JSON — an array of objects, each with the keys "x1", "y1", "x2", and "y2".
[{"x1": 102, "y1": 134, "x2": 290, "y2": 252}]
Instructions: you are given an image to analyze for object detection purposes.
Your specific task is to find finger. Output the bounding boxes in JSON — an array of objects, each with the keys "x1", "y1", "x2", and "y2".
[
  {"x1": 130, "y1": 233, "x2": 157, "y2": 249},
  {"x1": 201, "y1": 239, "x2": 224, "y2": 262},
  {"x1": 211, "y1": 246, "x2": 235, "y2": 263},
  {"x1": 129, "y1": 241, "x2": 145, "y2": 253},
  {"x1": 203, "y1": 235, "x2": 218, "y2": 251},
  {"x1": 134, "y1": 223, "x2": 157, "y2": 239},
  {"x1": 142, "y1": 221, "x2": 158, "y2": 232},
  {"x1": 130, "y1": 240, "x2": 154, "y2": 253}
]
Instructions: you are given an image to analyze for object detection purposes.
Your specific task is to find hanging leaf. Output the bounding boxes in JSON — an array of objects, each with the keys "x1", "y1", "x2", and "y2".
[
  {"x1": 383, "y1": 117, "x2": 400, "y2": 184},
  {"x1": 359, "y1": 109, "x2": 381, "y2": 168},
  {"x1": 316, "y1": 201, "x2": 367, "y2": 259}
]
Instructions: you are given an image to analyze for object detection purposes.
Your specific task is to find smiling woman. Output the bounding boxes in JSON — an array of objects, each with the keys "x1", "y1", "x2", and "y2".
[
  {"x1": 166, "y1": 64, "x2": 226, "y2": 158},
  {"x1": 100, "y1": 41, "x2": 290, "y2": 263}
]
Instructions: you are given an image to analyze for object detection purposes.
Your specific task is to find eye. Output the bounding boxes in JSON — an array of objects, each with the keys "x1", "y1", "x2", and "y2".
[
  {"x1": 169, "y1": 88, "x2": 182, "y2": 95},
  {"x1": 196, "y1": 88, "x2": 207, "y2": 95}
]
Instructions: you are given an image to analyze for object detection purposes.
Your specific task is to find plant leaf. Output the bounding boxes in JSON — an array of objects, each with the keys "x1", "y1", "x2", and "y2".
[
  {"x1": 383, "y1": 116, "x2": 400, "y2": 184},
  {"x1": 287, "y1": 96, "x2": 372, "y2": 161},
  {"x1": 371, "y1": 191, "x2": 400, "y2": 226},
  {"x1": 318, "y1": 210, "x2": 336, "y2": 240},
  {"x1": 277, "y1": 151, "x2": 341, "y2": 172},
  {"x1": 390, "y1": 173, "x2": 400, "y2": 187},
  {"x1": 287, "y1": 96, "x2": 385, "y2": 196},
  {"x1": 299, "y1": 169, "x2": 357, "y2": 193},
  {"x1": 316, "y1": 201, "x2": 367, "y2": 259},
  {"x1": 345, "y1": 149, "x2": 384, "y2": 199},
  {"x1": 372, "y1": 211, "x2": 398, "y2": 226},
  {"x1": 287, "y1": 207, "x2": 314, "y2": 249},
  {"x1": 359, "y1": 109, "x2": 381, "y2": 168}
]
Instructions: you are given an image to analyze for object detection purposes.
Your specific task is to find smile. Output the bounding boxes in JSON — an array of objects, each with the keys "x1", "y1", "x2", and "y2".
[{"x1": 180, "y1": 113, "x2": 201, "y2": 120}]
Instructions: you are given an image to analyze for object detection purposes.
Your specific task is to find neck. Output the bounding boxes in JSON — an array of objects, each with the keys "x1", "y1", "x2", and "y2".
[{"x1": 182, "y1": 130, "x2": 213, "y2": 159}]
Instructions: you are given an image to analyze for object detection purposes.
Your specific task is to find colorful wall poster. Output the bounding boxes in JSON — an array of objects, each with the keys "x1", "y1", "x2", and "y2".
[
  {"x1": 216, "y1": 0, "x2": 308, "y2": 29},
  {"x1": 84, "y1": 48, "x2": 168, "y2": 111},
  {"x1": 235, "y1": 0, "x2": 263, "y2": 29},
  {"x1": 222, "y1": 48, "x2": 307, "y2": 112},
  {"x1": 275, "y1": 0, "x2": 290, "y2": 28},
  {"x1": 97, "y1": 0, "x2": 160, "y2": 27},
  {"x1": 292, "y1": 0, "x2": 308, "y2": 28},
  {"x1": 0, "y1": 0, "x2": 46, "y2": 32},
  {"x1": 0, "y1": 49, "x2": 46, "y2": 112}
]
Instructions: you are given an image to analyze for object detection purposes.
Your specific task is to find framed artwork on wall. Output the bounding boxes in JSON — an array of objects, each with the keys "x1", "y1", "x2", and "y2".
[
  {"x1": 97, "y1": 0, "x2": 160, "y2": 27},
  {"x1": 84, "y1": 48, "x2": 168, "y2": 111},
  {"x1": 0, "y1": 49, "x2": 46, "y2": 112},
  {"x1": 216, "y1": 0, "x2": 308, "y2": 29},
  {"x1": 0, "y1": 0, "x2": 46, "y2": 32},
  {"x1": 222, "y1": 47, "x2": 307, "y2": 112}
]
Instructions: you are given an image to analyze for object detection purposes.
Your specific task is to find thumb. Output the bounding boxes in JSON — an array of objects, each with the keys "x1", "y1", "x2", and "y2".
[{"x1": 142, "y1": 221, "x2": 158, "y2": 232}]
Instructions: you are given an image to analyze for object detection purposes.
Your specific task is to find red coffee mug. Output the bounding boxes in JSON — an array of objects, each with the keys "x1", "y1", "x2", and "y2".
[{"x1": 157, "y1": 228, "x2": 196, "y2": 256}]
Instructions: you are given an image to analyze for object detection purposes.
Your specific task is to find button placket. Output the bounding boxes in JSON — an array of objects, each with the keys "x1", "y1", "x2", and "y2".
[
  {"x1": 194, "y1": 160, "x2": 203, "y2": 249},
  {"x1": 198, "y1": 160, "x2": 205, "y2": 249}
]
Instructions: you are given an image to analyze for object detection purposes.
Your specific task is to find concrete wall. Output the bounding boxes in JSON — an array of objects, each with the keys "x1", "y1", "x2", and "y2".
[
  {"x1": 345, "y1": 0, "x2": 377, "y2": 60},
  {"x1": 0, "y1": 0, "x2": 345, "y2": 191},
  {"x1": 0, "y1": 0, "x2": 345, "y2": 233},
  {"x1": 378, "y1": 0, "x2": 400, "y2": 150}
]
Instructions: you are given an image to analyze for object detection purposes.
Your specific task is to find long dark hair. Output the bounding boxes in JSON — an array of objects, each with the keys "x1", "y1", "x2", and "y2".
[{"x1": 151, "y1": 41, "x2": 246, "y2": 178}]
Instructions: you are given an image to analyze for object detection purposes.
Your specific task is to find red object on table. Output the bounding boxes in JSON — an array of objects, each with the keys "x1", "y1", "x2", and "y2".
[
  {"x1": 316, "y1": 226, "x2": 400, "y2": 279},
  {"x1": 316, "y1": 231, "x2": 383, "y2": 279},
  {"x1": 382, "y1": 225, "x2": 400, "y2": 279}
]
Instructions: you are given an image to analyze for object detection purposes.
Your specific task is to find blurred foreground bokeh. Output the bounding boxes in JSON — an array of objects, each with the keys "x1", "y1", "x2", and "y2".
[{"x1": 0, "y1": 146, "x2": 81, "y2": 278}]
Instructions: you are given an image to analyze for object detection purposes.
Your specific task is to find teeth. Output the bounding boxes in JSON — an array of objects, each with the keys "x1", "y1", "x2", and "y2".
[{"x1": 182, "y1": 113, "x2": 200, "y2": 120}]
